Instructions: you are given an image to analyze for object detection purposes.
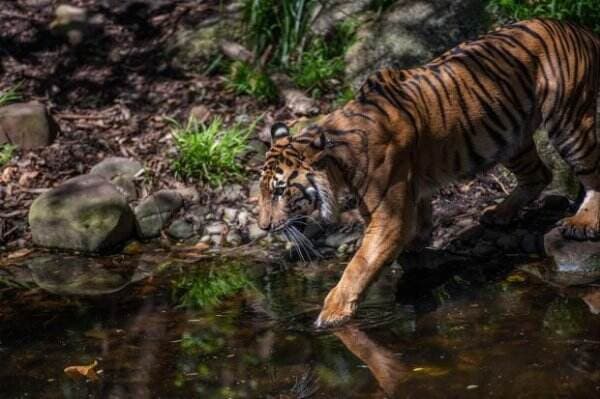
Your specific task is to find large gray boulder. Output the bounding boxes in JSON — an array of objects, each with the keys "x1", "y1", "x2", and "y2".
[
  {"x1": 344, "y1": 0, "x2": 486, "y2": 89},
  {"x1": 0, "y1": 101, "x2": 59, "y2": 150},
  {"x1": 29, "y1": 175, "x2": 134, "y2": 252},
  {"x1": 134, "y1": 190, "x2": 184, "y2": 238}
]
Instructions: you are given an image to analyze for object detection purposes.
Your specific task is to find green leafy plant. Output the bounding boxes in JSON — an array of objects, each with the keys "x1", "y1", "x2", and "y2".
[
  {"x1": 487, "y1": 0, "x2": 600, "y2": 32},
  {"x1": 291, "y1": 20, "x2": 358, "y2": 93},
  {"x1": 171, "y1": 117, "x2": 255, "y2": 187},
  {"x1": 291, "y1": 39, "x2": 345, "y2": 92},
  {"x1": 0, "y1": 84, "x2": 21, "y2": 107},
  {"x1": 226, "y1": 61, "x2": 278, "y2": 101},
  {"x1": 0, "y1": 144, "x2": 16, "y2": 167},
  {"x1": 172, "y1": 263, "x2": 251, "y2": 309},
  {"x1": 243, "y1": 0, "x2": 316, "y2": 67},
  {"x1": 334, "y1": 86, "x2": 356, "y2": 107}
]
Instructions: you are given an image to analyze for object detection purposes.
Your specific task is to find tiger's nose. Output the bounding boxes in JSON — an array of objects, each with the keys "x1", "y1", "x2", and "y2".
[{"x1": 258, "y1": 220, "x2": 270, "y2": 231}]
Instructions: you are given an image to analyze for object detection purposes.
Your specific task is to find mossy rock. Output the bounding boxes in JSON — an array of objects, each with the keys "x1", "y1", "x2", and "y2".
[
  {"x1": 534, "y1": 129, "x2": 580, "y2": 199},
  {"x1": 168, "y1": 3, "x2": 244, "y2": 72},
  {"x1": 344, "y1": 0, "x2": 486, "y2": 89},
  {"x1": 29, "y1": 174, "x2": 134, "y2": 253}
]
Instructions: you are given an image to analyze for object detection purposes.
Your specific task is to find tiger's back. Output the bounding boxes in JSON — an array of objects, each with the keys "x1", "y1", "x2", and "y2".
[{"x1": 358, "y1": 18, "x2": 600, "y2": 188}]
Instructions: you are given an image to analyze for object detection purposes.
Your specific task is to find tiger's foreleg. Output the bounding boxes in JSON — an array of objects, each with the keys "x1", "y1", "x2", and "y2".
[
  {"x1": 553, "y1": 111, "x2": 600, "y2": 240},
  {"x1": 481, "y1": 142, "x2": 552, "y2": 226},
  {"x1": 315, "y1": 181, "x2": 416, "y2": 328}
]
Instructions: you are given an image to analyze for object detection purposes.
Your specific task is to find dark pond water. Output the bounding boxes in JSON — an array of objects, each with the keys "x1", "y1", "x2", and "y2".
[{"x1": 1, "y1": 247, "x2": 600, "y2": 398}]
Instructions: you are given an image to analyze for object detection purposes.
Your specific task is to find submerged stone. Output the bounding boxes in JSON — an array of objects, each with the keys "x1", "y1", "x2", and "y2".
[
  {"x1": 27, "y1": 255, "x2": 151, "y2": 295},
  {"x1": 29, "y1": 174, "x2": 134, "y2": 252}
]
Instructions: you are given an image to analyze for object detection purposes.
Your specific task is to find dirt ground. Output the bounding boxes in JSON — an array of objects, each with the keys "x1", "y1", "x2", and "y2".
[{"x1": 0, "y1": 0, "x2": 516, "y2": 251}]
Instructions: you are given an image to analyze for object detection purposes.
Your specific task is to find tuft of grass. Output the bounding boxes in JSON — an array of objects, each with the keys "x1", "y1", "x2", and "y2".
[
  {"x1": 487, "y1": 0, "x2": 600, "y2": 32},
  {"x1": 291, "y1": 20, "x2": 358, "y2": 94},
  {"x1": 243, "y1": 0, "x2": 316, "y2": 68},
  {"x1": 334, "y1": 86, "x2": 356, "y2": 107},
  {"x1": 171, "y1": 116, "x2": 255, "y2": 187},
  {"x1": 226, "y1": 61, "x2": 278, "y2": 101},
  {"x1": 172, "y1": 263, "x2": 251, "y2": 309},
  {"x1": 0, "y1": 144, "x2": 16, "y2": 167},
  {"x1": 291, "y1": 39, "x2": 345, "y2": 93},
  {"x1": 0, "y1": 84, "x2": 21, "y2": 107}
]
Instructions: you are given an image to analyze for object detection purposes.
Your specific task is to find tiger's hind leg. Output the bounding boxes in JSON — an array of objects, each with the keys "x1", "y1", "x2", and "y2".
[
  {"x1": 552, "y1": 111, "x2": 600, "y2": 240},
  {"x1": 481, "y1": 142, "x2": 552, "y2": 226}
]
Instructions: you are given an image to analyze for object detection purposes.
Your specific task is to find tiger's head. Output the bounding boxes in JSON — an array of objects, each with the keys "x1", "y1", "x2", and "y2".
[{"x1": 258, "y1": 122, "x2": 337, "y2": 233}]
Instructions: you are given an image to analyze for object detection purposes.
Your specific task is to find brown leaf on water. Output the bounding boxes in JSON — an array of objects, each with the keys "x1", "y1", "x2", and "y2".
[{"x1": 64, "y1": 360, "x2": 99, "y2": 381}]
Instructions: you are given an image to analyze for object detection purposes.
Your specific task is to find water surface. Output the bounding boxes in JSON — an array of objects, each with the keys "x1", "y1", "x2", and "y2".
[{"x1": 1, "y1": 248, "x2": 599, "y2": 398}]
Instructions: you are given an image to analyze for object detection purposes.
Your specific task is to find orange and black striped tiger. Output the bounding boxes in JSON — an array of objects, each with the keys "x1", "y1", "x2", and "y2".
[{"x1": 258, "y1": 18, "x2": 600, "y2": 327}]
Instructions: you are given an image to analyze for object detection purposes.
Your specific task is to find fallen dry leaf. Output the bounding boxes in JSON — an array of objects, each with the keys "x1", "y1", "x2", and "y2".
[
  {"x1": 64, "y1": 360, "x2": 99, "y2": 381},
  {"x1": 6, "y1": 248, "x2": 33, "y2": 259}
]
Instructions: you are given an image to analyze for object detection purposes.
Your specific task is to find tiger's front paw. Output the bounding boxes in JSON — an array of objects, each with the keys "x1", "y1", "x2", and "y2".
[
  {"x1": 314, "y1": 286, "x2": 357, "y2": 329},
  {"x1": 558, "y1": 215, "x2": 600, "y2": 241}
]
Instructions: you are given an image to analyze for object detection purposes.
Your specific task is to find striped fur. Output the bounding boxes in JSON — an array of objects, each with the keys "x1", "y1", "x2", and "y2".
[{"x1": 258, "y1": 19, "x2": 600, "y2": 327}]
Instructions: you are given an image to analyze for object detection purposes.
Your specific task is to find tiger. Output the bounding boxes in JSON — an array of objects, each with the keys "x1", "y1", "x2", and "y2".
[{"x1": 258, "y1": 18, "x2": 600, "y2": 328}]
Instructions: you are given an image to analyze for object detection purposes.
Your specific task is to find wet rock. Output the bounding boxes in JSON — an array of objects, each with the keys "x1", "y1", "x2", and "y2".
[
  {"x1": 29, "y1": 175, "x2": 134, "y2": 252},
  {"x1": 175, "y1": 186, "x2": 201, "y2": 204},
  {"x1": 237, "y1": 210, "x2": 250, "y2": 227},
  {"x1": 205, "y1": 221, "x2": 227, "y2": 236},
  {"x1": 134, "y1": 190, "x2": 184, "y2": 238},
  {"x1": 226, "y1": 231, "x2": 242, "y2": 246},
  {"x1": 324, "y1": 230, "x2": 362, "y2": 248},
  {"x1": 345, "y1": 0, "x2": 485, "y2": 89},
  {"x1": 186, "y1": 204, "x2": 209, "y2": 229},
  {"x1": 248, "y1": 222, "x2": 267, "y2": 241},
  {"x1": 222, "y1": 207, "x2": 238, "y2": 224},
  {"x1": 0, "y1": 101, "x2": 59, "y2": 150},
  {"x1": 217, "y1": 183, "x2": 245, "y2": 202},
  {"x1": 543, "y1": 227, "x2": 600, "y2": 285},
  {"x1": 167, "y1": 218, "x2": 195, "y2": 240}
]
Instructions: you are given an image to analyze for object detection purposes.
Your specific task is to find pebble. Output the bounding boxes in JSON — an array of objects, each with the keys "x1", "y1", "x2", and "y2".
[
  {"x1": 222, "y1": 207, "x2": 238, "y2": 224},
  {"x1": 248, "y1": 223, "x2": 267, "y2": 241}
]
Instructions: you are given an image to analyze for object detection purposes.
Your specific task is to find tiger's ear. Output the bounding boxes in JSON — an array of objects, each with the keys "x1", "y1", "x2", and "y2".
[{"x1": 270, "y1": 122, "x2": 290, "y2": 146}]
